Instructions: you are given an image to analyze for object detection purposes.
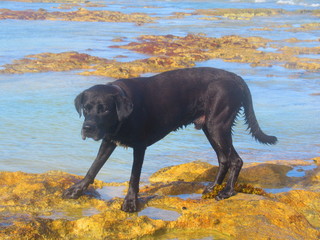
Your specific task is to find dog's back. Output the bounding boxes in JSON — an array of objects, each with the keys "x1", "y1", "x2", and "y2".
[{"x1": 114, "y1": 67, "x2": 247, "y2": 145}]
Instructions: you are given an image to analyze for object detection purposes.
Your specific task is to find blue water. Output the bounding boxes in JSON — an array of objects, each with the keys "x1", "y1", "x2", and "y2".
[{"x1": 0, "y1": 0, "x2": 319, "y2": 183}]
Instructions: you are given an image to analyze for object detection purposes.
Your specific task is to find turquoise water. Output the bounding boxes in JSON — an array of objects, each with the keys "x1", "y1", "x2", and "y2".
[{"x1": 0, "y1": 0, "x2": 319, "y2": 182}]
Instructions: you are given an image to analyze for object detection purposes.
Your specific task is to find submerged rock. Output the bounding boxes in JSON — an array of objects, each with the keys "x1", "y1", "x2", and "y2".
[{"x1": 0, "y1": 159, "x2": 319, "y2": 239}]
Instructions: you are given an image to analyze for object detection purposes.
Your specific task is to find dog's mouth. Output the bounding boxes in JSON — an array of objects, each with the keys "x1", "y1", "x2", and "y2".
[{"x1": 81, "y1": 129, "x2": 105, "y2": 141}]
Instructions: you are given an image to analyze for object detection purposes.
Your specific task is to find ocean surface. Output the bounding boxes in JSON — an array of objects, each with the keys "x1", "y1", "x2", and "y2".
[{"x1": 0, "y1": 0, "x2": 319, "y2": 183}]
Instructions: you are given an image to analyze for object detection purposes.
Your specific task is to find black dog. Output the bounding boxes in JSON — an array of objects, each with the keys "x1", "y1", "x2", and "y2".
[{"x1": 63, "y1": 67, "x2": 277, "y2": 212}]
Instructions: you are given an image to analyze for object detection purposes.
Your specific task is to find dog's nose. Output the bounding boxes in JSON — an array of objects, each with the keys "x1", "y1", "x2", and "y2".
[{"x1": 83, "y1": 124, "x2": 94, "y2": 131}]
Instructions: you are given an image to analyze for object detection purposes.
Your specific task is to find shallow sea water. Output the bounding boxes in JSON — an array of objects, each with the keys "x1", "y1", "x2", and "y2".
[{"x1": 0, "y1": 0, "x2": 319, "y2": 183}]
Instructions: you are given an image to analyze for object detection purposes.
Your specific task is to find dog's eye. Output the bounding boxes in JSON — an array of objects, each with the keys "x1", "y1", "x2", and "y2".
[
  {"x1": 83, "y1": 105, "x2": 92, "y2": 115},
  {"x1": 97, "y1": 104, "x2": 109, "y2": 114}
]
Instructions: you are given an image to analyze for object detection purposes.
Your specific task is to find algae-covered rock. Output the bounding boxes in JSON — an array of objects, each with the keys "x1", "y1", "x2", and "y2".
[
  {"x1": 193, "y1": 8, "x2": 286, "y2": 20},
  {"x1": 0, "y1": 52, "x2": 107, "y2": 74},
  {"x1": 1, "y1": 34, "x2": 319, "y2": 77},
  {"x1": 202, "y1": 183, "x2": 268, "y2": 199},
  {"x1": 313, "y1": 156, "x2": 320, "y2": 165},
  {"x1": 1, "y1": 160, "x2": 319, "y2": 239},
  {"x1": 173, "y1": 191, "x2": 320, "y2": 240},
  {"x1": 239, "y1": 163, "x2": 294, "y2": 188},
  {"x1": 0, "y1": 51, "x2": 191, "y2": 78},
  {"x1": 149, "y1": 160, "x2": 304, "y2": 189},
  {"x1": 149, "y1": 161, "x2": 217, "y2": 183},
  {"x1": 116, "y1": 34, "x2": 320, "y2": 72},
  {"x1": 0, "y1": 8, "x2": 156, "y2": 24},
  {"x1": 140, "y1": 181, "x2": 205, "y2": 196},
  {"x1": 0, "y1": 171, "x2": 167, "y2": 239},
  {"x1": 294, "y1": 165, "x2": 320, "y2": 192},
  {"x1": 288, "y1": 22, "x2": 320, "y2": 32},
  {"x1": 276, "y1": 190, "x2": 320, "y2": 229}
]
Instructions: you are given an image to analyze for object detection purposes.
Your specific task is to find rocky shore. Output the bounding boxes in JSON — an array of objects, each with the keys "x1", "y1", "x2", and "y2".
[
  {"x1": 1, "y1": 158, "x2": 319, "y2": 239},
  {"x1": 1, "y1": 34, "x2": 319, "y2": 79}
]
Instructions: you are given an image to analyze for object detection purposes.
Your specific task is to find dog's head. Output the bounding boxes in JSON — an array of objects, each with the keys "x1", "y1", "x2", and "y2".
[{"x1": 74, "y1": 84, "x2": 133, "y2": 141}]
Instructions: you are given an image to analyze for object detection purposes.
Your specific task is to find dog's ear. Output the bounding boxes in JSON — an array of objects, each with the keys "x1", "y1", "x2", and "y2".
[
  {"x1": 74, "y1": 92, "x2": 84, "y2": 117},
  {"x1": 114, "y1": 93, "x2": 133, "y2": 121}
]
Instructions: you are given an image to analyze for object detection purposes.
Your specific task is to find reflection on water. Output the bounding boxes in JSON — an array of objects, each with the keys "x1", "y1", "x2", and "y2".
[
  {"x1": 286, "y1": 164, "x2": 317, "y2": 177},
  {"x1": 97, "y1": 186, "x2": 127, "y2": 200},
  {"x1": 138, "y1": 207, "x2": 181, "y2": 221},
  {"x1": 0, "y1": 0, "x2": 319, "y2": 183}
]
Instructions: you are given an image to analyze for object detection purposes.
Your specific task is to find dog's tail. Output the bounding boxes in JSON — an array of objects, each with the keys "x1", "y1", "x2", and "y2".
[{"x1": 242, "y1": 82, "x2": 277, "y2": 145}]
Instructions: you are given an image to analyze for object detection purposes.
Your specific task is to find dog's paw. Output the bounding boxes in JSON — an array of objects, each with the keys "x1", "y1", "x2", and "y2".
[
  {"x1": 62, "y1": 183, "x2": 85, "y2": 199},
  {"x1": 121, "y1": 197, "x2": 138, "y2": 212},
  {"x1": 215, "y1": 189, "x2": 236, "y2": 201}
]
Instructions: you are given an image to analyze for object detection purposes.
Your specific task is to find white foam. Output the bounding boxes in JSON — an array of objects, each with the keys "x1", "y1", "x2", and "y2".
[{"x1": 277, "y1": 0, "x2": 320, "y2": 7}]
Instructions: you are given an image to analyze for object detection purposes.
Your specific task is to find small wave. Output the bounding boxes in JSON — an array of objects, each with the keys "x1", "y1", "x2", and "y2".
[{"x1": 277, "y1": 0, "x2": 320, "y2": 7}]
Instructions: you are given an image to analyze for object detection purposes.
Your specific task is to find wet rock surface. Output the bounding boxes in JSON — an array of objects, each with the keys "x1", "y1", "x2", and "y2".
[{"x1": 1, "y1": 159, "x2": 319, "y2": 239}]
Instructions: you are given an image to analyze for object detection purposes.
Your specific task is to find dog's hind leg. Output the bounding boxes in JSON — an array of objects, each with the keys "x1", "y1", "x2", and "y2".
[
  {"x1": 202, "y1": 91, "x2": 243, "y2": 200},
  {"x1": 202, "y1": 125, "x2": 232, "y2": 193},
  {"x1": 218, "y1": 146, "x2": 243, "y2": 200},
  {"x1": 203, "y1": 123, "x2": 243, "y2": 200},
  {"x1": 203, "y1": 117, "x2": 243, "y2": 200}
]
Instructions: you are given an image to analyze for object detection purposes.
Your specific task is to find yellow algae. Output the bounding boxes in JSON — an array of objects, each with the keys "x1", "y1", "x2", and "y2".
[
  {"x1": 173, "y1": 192, "x2": 320, "y2": 240},
  {"x1": 193, "y1": 8, "x2": 286, "y2": 20},
  {"x1": 54, "y1": 2, "x2": 107, "y2": 10},
  {"x1": 313, "y1": 156, "x2": 320, "y2": 165},
  {"x1": 287, "y1": 22, "x2": 320, "y2": 32},
  {"x1": 239, "y1": 164, "x2": 294, "y2": 188},
  {"x1": 0, "y1": 52, "x2": 106, "y2": 74},
  {"x1": 0, "y1": 171, "x2": 110, "y2": 217},
  {"x1": 148, "y1": 160, "x2": 310, "y2": 189},
  {"x1": 81, "y1": 55, "x2": 193, "y2": 78},
  {"x1": 115, "y1": 34, "x2": 320, "y2": 72},
  {"x1": 1, "y1": 159, "x2": 320, "y2": 239},
  {"x1": 1, "y1": 34, "x2": 319, "y2": 77},
  {"x1": 280, "y1": 46, "x2": 320, "y2": 55},
  {"x1": 149, "y1": 161, "x2": 218, "y2": 183},
  {"x1": 140, "y1": 181, "x2": 205, "y2": 196},
  {"x1": 0, "y1": 8, "x2": 156, "y2": 24},
  {"x1": 251, "y1": 27, "x2": 273, "y2": 31},
  {"x1": 244, "y1": 159, "x2": 315, "y2": 167},
  {"x1": 277, "y1": 190, "x2": 320, "y2": 228}
]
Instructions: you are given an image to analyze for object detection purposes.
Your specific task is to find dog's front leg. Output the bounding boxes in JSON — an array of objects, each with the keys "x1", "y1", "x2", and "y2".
[
  {"x1": 62, "y1": 140, "x2": 117, "y2": 199},
  {"x1": 121, "y1": 145, "x2": 146, "y2": 212}
]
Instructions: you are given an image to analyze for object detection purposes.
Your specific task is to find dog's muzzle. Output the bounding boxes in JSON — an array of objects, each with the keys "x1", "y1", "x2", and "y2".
[{"x1": 81, "y1": 122, "x2": 99, "y2": 140}]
